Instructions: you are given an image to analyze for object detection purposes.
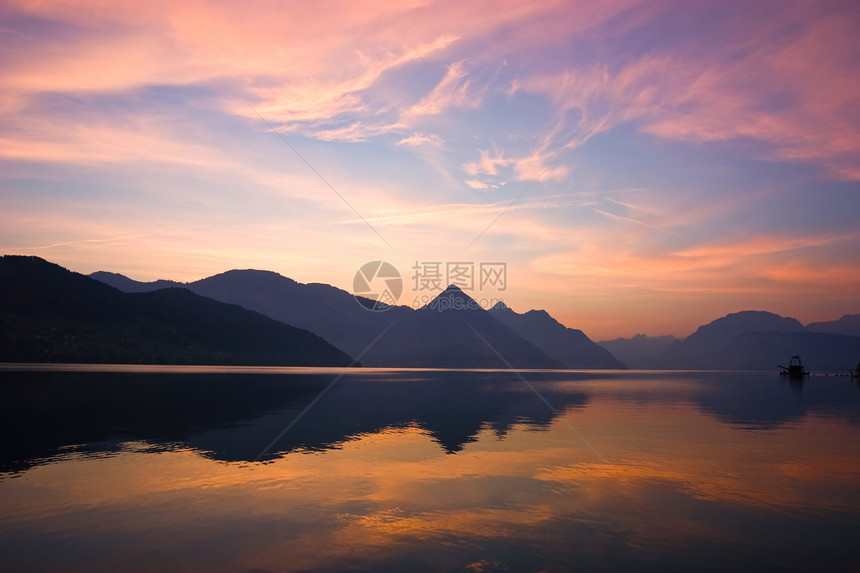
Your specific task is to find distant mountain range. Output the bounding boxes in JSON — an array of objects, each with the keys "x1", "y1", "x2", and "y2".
[
  {"x1": 807, "y1": 314, "x2": 860, "y2": 337},
  {"x1": 489, "y1": 302, "x2": 624, "y2": 368},
  {"x1": 597, "y1": 312, "x2": 859, "y2": 371},
  {"x1": 641, "y1": 311, "x2": 859, "y2": 371},
  {"x1": 0, "y1": 256, "x2": 353, "y2": 366},
  {"x1": 92, "y1": 268, "x2": 622, "y2": 369},
  {"x1": 90, "y1": 267, "x2": 860, "y2": 372},
  {"x1": 597, "y1": 334, "x2": 678, "y2": 369},
  {"x1": 3, "y1": 255, "x2": 856, "y2": 371}
]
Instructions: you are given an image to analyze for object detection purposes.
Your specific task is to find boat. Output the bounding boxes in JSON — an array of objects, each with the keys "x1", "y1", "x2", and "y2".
[{"x1": 778, "y1": 354, "x2": 809, "y2": 378}]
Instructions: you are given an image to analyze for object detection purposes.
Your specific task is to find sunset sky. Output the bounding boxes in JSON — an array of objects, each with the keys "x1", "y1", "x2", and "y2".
[{"x1": 2, "y1": 0, "x2": 859, "y2": 340}]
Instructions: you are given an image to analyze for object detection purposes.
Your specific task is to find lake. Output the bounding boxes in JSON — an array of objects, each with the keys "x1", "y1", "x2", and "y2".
[{"x1": 2, "y1": 366, "x2": 860, "y2": 572}]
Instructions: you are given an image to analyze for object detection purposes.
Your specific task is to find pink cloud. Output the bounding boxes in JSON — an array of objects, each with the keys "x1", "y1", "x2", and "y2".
[
  {"x1": 397, "y1": 132, "x2": 445, "y2": 147},
  {"x1": 464, "y1": 180, "x2": 491, "y2": 190},
  {"x1": 1, "y1": 0, "x2": 634, "y2": 146},
  {"x1": 405, "y1": 61, "x2": 481, "y2": 117},
  {"x1": 463, "y1": 149, "x2": 510, "y2": 177},
  {"x1": 514, "y1": 5, "x2": 860, "y2": 179},
  {"x1": 0, "y1": 120, "x2": 227, "y2": 167},
  {"x1": 11, "y1": 0, "x2": 854, "y2": 181},
  {"x1": 463, "y1": 146, "x2": 568, "y2": 186}
]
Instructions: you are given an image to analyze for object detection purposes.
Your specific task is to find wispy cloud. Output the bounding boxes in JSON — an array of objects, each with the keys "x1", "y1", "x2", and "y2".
[
  {"x1": 398, "y1": 133, "x2": 445, "y2": 147},
  {"x1": 27, "y1": 235, "x2": 149, "y2": 251},
  {"x1": 0, "y1": 119, "x2": 227, "y2": 167},
  {"x1": 404, "y1": 60, "x2": 482, "y2": 118},
  {"x1": 3, "y1": 0, "x2": 859, "y2": 339},
  {"x1": 463, "y1": 149, "x2": 511, "y2": 177},
  {"x1": 249, "y1": 34, "x2": 459, "y2": 130},
  {"x1": 532, "y1": 231, "x2": 860, "y2": 296},
  {"x1": 514, "y1": 6, "x2": 860, "y2": 180},
  {"x1": 341, "y1": 195, "x2": 582, "y2": 227},
  {"x1": 462, "y1": 146, "x2": 568, "y2": 187},
  {"x1": 591, "y1": 208, "x2": 682, "y2": 236},
  {"x1": 464, "y1": 180, "x2": 493, "y2": 190}
]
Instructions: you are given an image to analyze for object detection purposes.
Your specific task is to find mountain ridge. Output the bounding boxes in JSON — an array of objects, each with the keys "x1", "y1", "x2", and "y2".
[
  {"x1": 807, "y1": 314, "x2": 860, "y2": 337},
  {"x1": 1, "y1": 256, "x2": 354, "y2": 366},
  {"x1": 92, "y1": 269, "x2": 605, "y2": 368},
  {"x1": 642, "y1": 310, "x2": 859, "y2": 371},
  {"x1": 88, "y1": 267, "x2": 860, "y2": 371},
  {"x1": 488, "y1": 301, "x2": 626, "y2": 369},
  {"x1": 597, "y1": 334, "x2": 678, "y2": 369}
]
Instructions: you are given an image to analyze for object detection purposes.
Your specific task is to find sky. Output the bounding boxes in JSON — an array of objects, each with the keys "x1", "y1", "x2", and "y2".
[{"x1": 2, "y1": 0, "x2": 859, "y2": 340}]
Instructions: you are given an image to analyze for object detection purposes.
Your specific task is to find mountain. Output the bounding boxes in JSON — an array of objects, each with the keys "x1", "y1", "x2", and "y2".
[
  {"x1": 367, "y1": 285, "x2": 562, "y2": 368},
  {"x1": 682, "y1": 310, "x2": 806, "y2": 343},
  {"x1": 0, "y1": 256, "x2": 353, "y2": 366},
  {"x1": 187, "y1": 269, "x2": 412, "y2": 362},
  {"x1": 645, "y1": 310, "x2": 860, "y2": 371},
  {"x1": 807, "y1": 314, "x2": 860, "y2": 337},
  {"x1": 92, "y1": 270, "x2": 569, "y2": 368},
  {"x1": 92, "y1": 268, "x2": 410, "y2": 361},
  {"x1": 89, "y1": 271, "x2": 182, "y2": 293},
  {"x1": 87, "y1": 268, "x2": 858, "y2": 371},
  {"x1": 597, "y1": 334, "x2": 678, "y2": 369},
  {"x1": 488, "y1": 301, "x2": 626, "y2": 368}
]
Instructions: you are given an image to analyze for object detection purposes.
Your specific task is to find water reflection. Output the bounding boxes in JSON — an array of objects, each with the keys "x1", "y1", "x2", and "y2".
[
  {"x1": 0, "y1": 369, "x2": 592, "y2": 472},
  {"x1": 2, "y1": 369, "x2": 860, "y2": 572},
  {"x1": 4, "y1": 369, "x2": 860, "y2": 473},
  {"x1": 689, "y1": 372, "x2": 860, "y2": 430}
]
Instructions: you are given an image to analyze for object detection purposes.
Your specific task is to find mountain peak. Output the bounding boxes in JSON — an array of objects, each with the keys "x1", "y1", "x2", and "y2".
[
  {"x1": 422, "y1": 284, "x2": 481, "y2": 312},
  {"x1": 691, "y1": 310, "x2": 805, "y2": 341},
  {"x1": 487, "y1": 299, "x2": 626, "y2": 369},
  {"x1": 89, "y1": 270, "x2": 182, "y2": 293},
  {"x1": 807, "y1": 313, "x2": 860, "y2": 337},
  {"x1": 204, "y1": 268, "x2": 298, "y2": 285},
  {"x1": 2, "y1": 256, "x2": 354, "y2": 366},
  {"x1": 524, "y1": 308, "x2": 552, "y2": 320}
]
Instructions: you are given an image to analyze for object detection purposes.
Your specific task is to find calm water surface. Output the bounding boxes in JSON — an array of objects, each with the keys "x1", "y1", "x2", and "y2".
[{"x1": 2, "y1": 367, "x2": 860, "y2": 572}]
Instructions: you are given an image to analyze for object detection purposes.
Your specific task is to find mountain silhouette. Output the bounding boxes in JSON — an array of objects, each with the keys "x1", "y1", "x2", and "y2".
[
  {"x1": 187, "y1": 269, "x2": 413, "y2": 361},
  {"x1": 87, "y1": 267, "x2": 860, "y2": 371},
  {"x1": 97, "y1": 267, "x2": 412, "y2": 361},
  {"x1": 367, "y1": 285, "x2": 563, "y2": 368},
  {"x1": 89, "y1": 271, "x2": 182, "y2": 293},
  {"x1": 644, "y1": 311, "x2": 860, "y2": 371},
  {"x1": 807, "y1": 314, "x2": 860, "y2": 337},
  {"x1": 597, "y1": 334, "x2": 678, "y2": 369},
  {"x1": 0, "y1": 256, "x2": 353, "y2": 366},
  {"x1": 684, "y1": 310, "x2": 806, "y2": 342},
  {"x1": 93, "y1": 270, "x2": 568, "y2": 368},
  {"x1": 489, "y1": 301, "x2": 626, "y2": 368}
]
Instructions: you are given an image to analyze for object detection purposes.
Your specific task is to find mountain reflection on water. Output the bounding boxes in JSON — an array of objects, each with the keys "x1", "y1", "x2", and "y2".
[
  {"x1": 2, "y1": 369, "x2": 593, "y2": 472},
  {"x1": 2, "y1": 368, "x2": 860, "y2": 573}
]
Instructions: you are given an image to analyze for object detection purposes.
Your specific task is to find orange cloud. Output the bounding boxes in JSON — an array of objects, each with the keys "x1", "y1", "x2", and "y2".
[
  {"x1": 532, "y1": 231, "x2": 860, "y2": 293},
  {"x1": 0, "y1": 120, "x2": 227, "y2": 167}
]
